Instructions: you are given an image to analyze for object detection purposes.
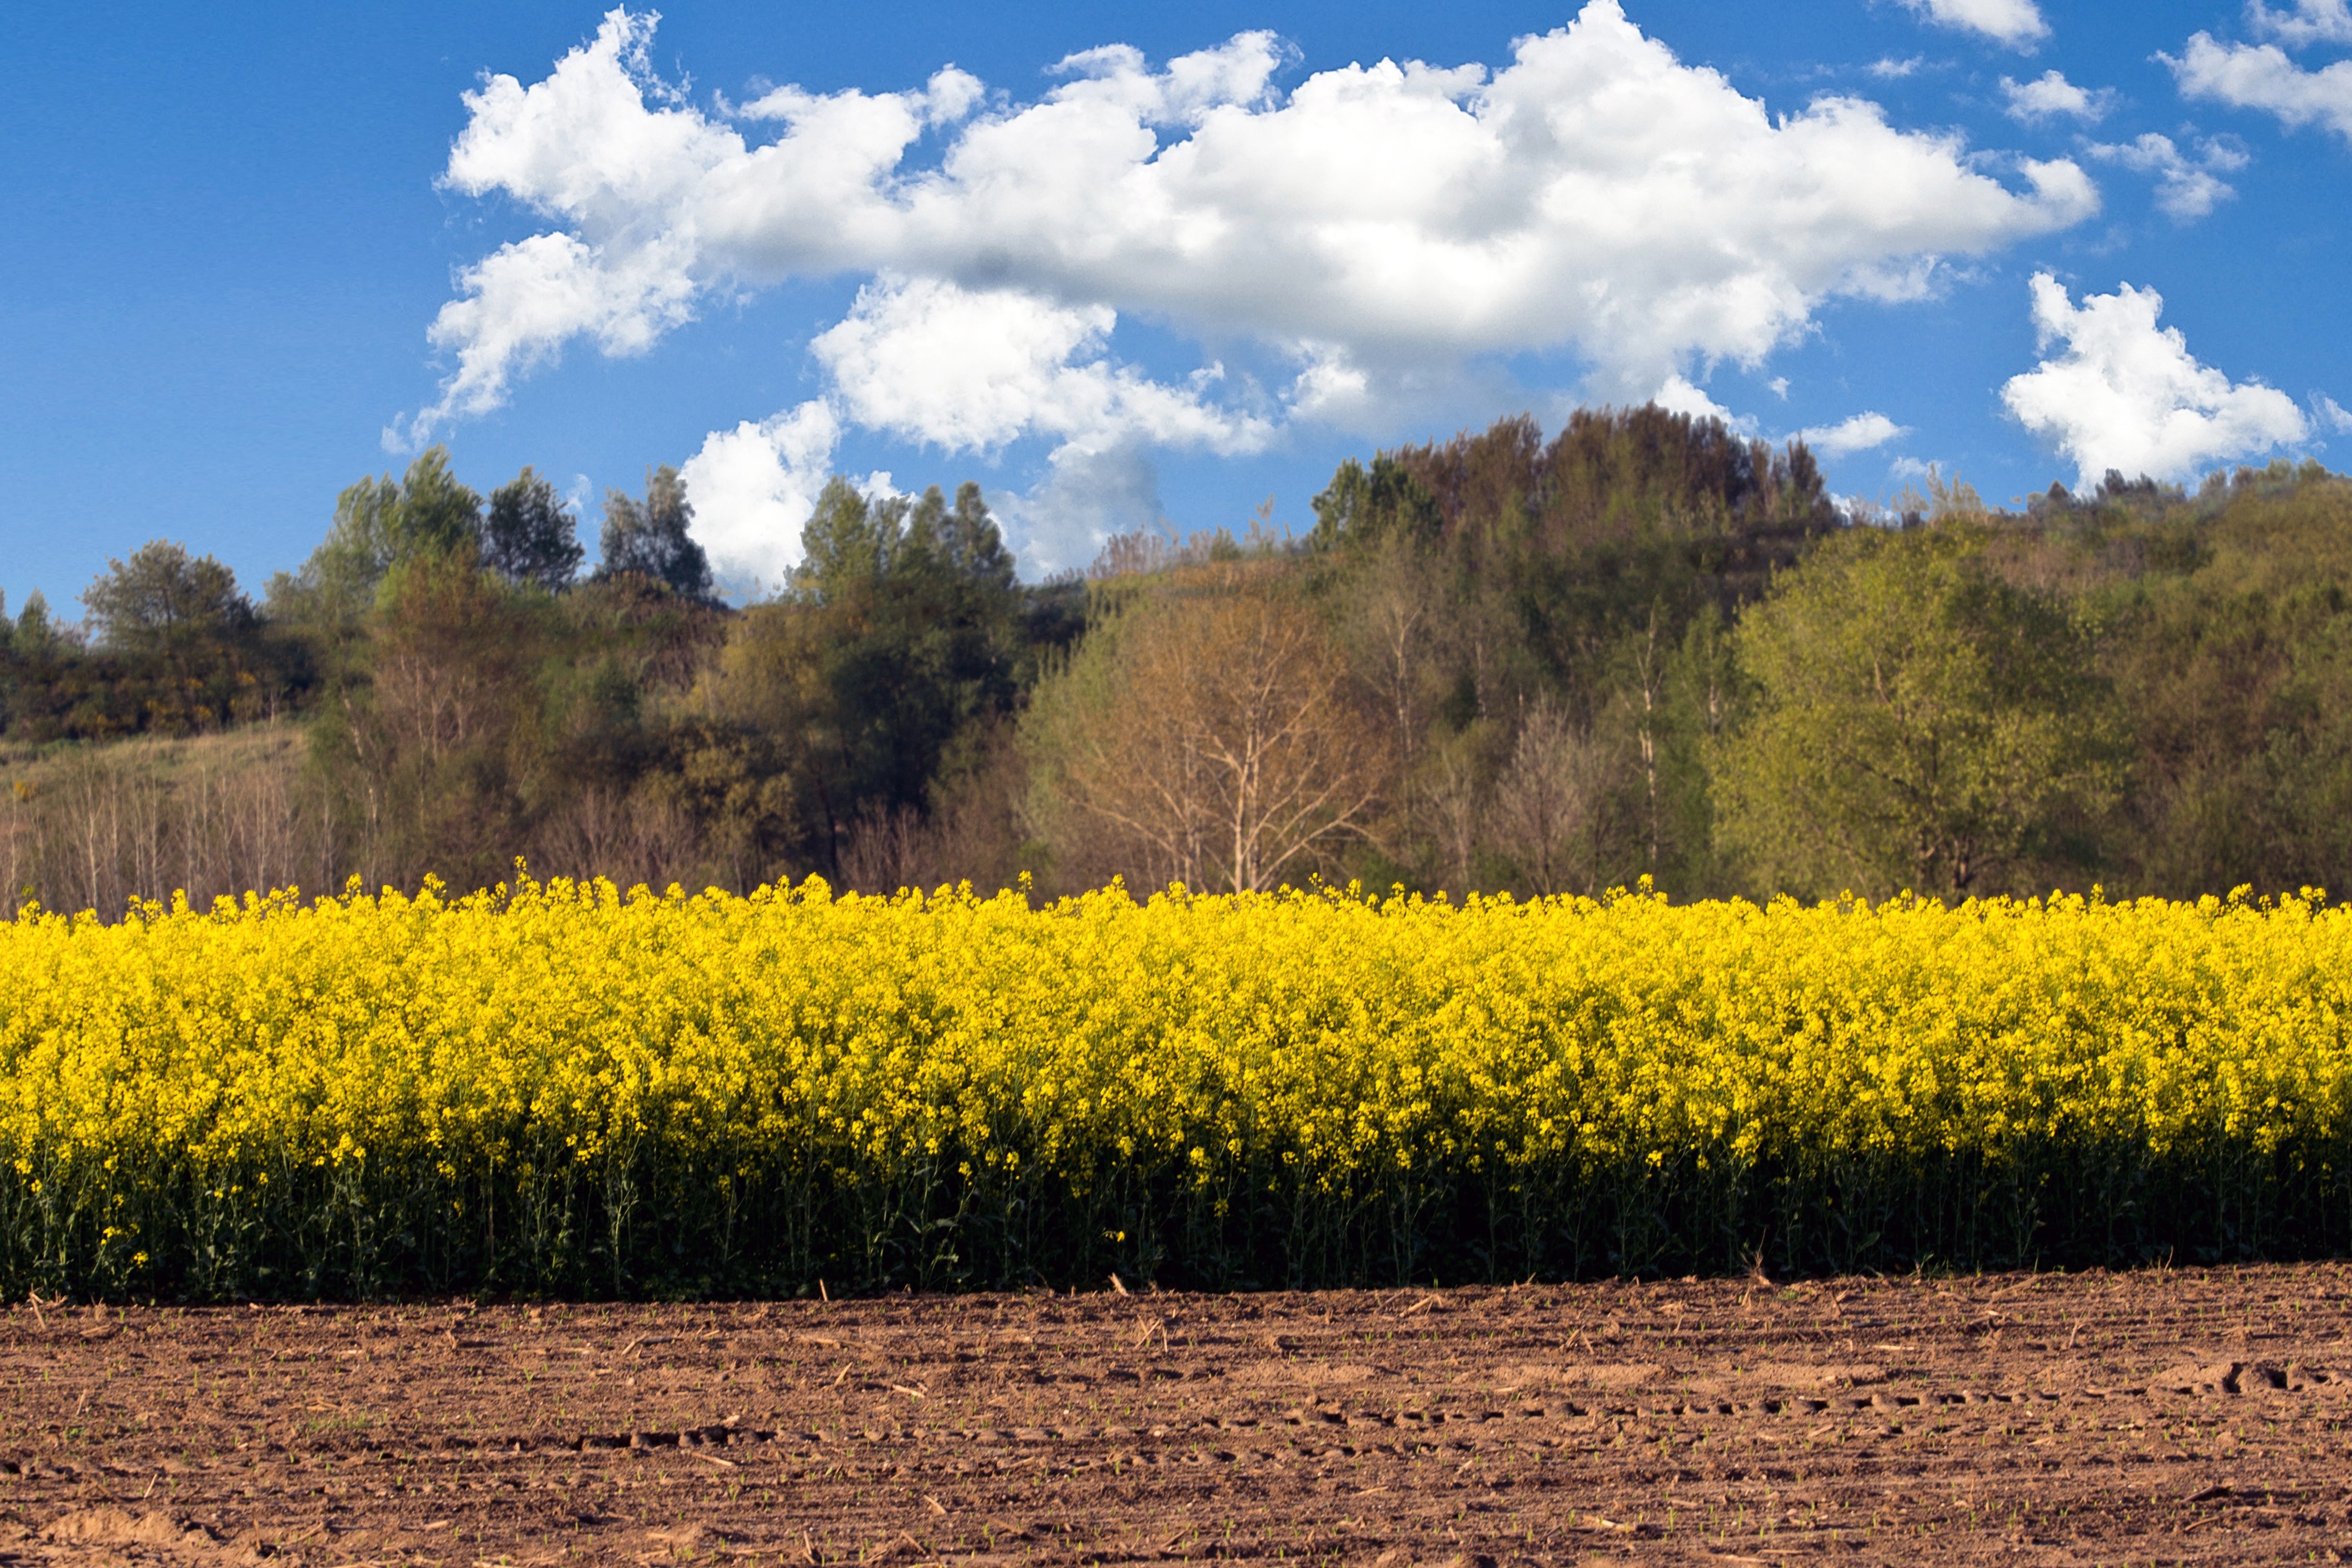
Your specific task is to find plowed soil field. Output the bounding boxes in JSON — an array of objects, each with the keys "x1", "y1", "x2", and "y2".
[{"x1": 6, "y1": 1266, "x2": 2352, "y2": 1565}]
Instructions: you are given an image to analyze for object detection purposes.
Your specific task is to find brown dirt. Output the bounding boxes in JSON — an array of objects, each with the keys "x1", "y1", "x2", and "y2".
[{"x1": 4, "y1": 1266, "x2": 2352, "y2": 1565}]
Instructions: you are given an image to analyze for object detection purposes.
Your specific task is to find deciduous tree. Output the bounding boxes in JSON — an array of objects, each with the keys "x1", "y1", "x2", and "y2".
[
  {"x1": 1037, "y1": 582, "x2": 1388, "y2": 892},
  {"x1": 1715, "y1": 523, "x2": 2119, "y2": 899},
  {"x1": 271, "y1": 446, "x2": 484, "y2": 624},
  {"x1": 1491, "y1": 697, "x2": 1617, "y2": 895}
]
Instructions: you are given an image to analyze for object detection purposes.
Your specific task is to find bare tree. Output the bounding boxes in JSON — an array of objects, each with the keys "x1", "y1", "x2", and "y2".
[
  {"x1": 1491, "y1": 698, "x2": 1616, "y2": 895},
  {"x1": 1344, "y1": 532, "x2": 1439, "y2": 768},
  {"x1": 1625, "y1": 604, "x2": 1664, "y2": 874},
  {"x1": 839, "y1": 803, "x2": 927, "y2": 894},
  {"x1": 538, "y1": 784, "x2": 699, "y2": 893},
  {"x1": 1058, "y1": 589, "x2": 1389, "y2": 892},
  {"x1": 1415, "y1": 732, "x2": 1490, "y2": 895},
  {"x1": 1, "y1": 783, "x2": 29, "y2": 910},
  {"x1": 541, "y1": 786, "x2": 630, "y2": 884},
  {"x1": 2, "y1": 727, "x2": 305, "y2": 916}
]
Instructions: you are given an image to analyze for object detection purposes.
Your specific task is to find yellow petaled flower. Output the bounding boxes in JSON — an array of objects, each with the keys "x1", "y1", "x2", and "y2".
[{"x1": 0, "y1": 876, "x2": 2346, "y2": 1297}]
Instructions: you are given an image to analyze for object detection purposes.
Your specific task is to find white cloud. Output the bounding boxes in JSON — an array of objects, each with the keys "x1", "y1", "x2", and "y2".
[
  {"x1": 1285, "y1": 345, "x2": 1376, "y2": 423},
  {"x1": 411, "y1": 3, "x2": 2098, "y2": 551},
  {"x1": 810, "y1": 275, "x2": 1273, "y2": 457},
  {"x1": 1798, "y1": 411, "x2": 1908, "y2": 456},
  {"x1": 1900, "y1": 0, "x2": 2050, "y2": 48},
  {"x1": 2314, "y1": 391, "x2": 2352, "y2": 434},
  {"x1": 988, "y1": 444, "x2": 1171, "y2": 577},
  {"x1": 794, "y1": 276, "x2": 1272, "y2": 580},
  {"x1": 420, "y1": 5, "x2": 2093, "y2": 409},
  {"x1": 394, "y1": 232, "x2": 699, "y2": 446},
  {"x1": 1868, "y1": 55, "x2": 1924, "y2": 79},
  {"x1": 2000, "y1": 272, "x2": 2308, "y2": 485},
  {"x1": 1652, "y1": 375, "x2": 1751, "y2": 429},
  {"x1": 676, "y1": 399, "x2": 841, "y2": 590},
  {"x1": 2168, "y1": 32, "x2": 2352, "y2": 141},
  {"x1": 2087, "y1": 133, "x2": 2248, "y2": 221},
  {"x1": 2252, "y1": 0, "x2": 2352, "y2": 47},
  {"x1": 2000, "y1": 69, "x2": 2113, "y2": 122}
]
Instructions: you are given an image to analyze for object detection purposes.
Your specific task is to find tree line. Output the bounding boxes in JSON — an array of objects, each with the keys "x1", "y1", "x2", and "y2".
[{"x1": 4, "y1": 407, "x2": 2348, "y2": 913}]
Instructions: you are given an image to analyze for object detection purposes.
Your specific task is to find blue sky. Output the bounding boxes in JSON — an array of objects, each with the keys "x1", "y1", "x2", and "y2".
[{"x1": 4, "y1": 1, "x2": 2348, "y2": 604}]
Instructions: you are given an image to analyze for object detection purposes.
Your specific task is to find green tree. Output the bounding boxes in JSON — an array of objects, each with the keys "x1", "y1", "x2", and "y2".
[
  {"x1": 673, "y1": 476, "x2": 1032, "y2": 876},
  {"x1": 793, "y1": 478, "x2": 1015, "y2": 605},
  {"x1": 925, "y1": 479, "x2": 1018, "y2": 594},
  {"x1": 483, "y1": 468, "x2": 584, "y2": 592},
  {"x1": 790, "y1": 478, "x2": 1024, "y2": 864},
  {"x1": 9, "y1": 590, "x2": 68, "y2": 657},
  {"x1": 791, "y1": 476, "x2": 895, "y2": 602},
  {"x1": 318, "y1": 552, "x2": 538, "y2": 891},
  {"x1": 597, "y1": 465, "x2": 711, "y2": 600},
  {"x1": 81, "y1": 540, "x2": 252, "y2": 651},
  {"x1": 1309, "y1": 455, "x2": 1443, "y2": 550},
  {"x1": 1714, "y1": 523, "x2": 2119, "y2": 900},
  {"x1": 77, "y1": 541, "x2": 260, "y2": 728},
  {"x1": 271, "y1": 446, "x2": 484, "y2": 623},
  {"x1": 2094, "y1": 466, "x2": 2352, "y2": 896}
]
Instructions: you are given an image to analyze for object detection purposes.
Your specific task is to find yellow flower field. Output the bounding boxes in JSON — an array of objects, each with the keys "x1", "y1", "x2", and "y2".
[{"x1": 3, "y1": 874, "x2": 2348, "y2": 1298}]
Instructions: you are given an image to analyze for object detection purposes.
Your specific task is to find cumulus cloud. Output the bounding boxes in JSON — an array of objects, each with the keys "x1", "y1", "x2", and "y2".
[
  {"x1": 676, "y1": 400, "x2": 842, "y2": 589},
  {"x1": 1900, "y1": 0, "x2": 2050, "y2": 48},
  {"x1": 391, "y1": 232, "x2": 699, "y2": 446},
  {"x1": 987, "y1": 443, "x2": 1173, "y2": 578},
  {"x1": 2000, "y1": 69, "x2": 2113, "y2": 122},
  {"x1": 410, "y1": 3, "x2": 2098, "y2": 560},
  {"x1": 2314, "y1": 391, "x2": 2352, "y2": 434},
  {"x1": 422, "y1": 3, "x2": 2092, "y2": 407},
  {"x1": 1652, "y1": 375, "x2": 1745, "y2": 427},
  {"x1": 1285, "y1": 345, "x2": 1377, "y2": 424},
  {"x1": 2000, "y1": 273, "x2": 2308, "y2": 484},
  {"x1": 811, "y1": 276, "x2": 1273, "y2": 457},
  {"x1": 2168, "y1": 32, "x2": 2352, "y2": 141},
  {"x1": 2087, "y1": 133, "x2": 2248, "y2": 221},
  {"x1": 1798, "y1": 411, "x2": 1907, "y2": 456},
  {"x1": 2252, "y1": 0, "x2": 2352, "y2": 47}
]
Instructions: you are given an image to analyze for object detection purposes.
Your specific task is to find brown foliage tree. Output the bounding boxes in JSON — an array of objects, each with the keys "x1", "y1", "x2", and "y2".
[
  {"x1": 1039, "y1": 583, "x2": 1388, "y2": 892},
  {"x1": 1490, "y1": 698, "x2": 1618, "y2": 895}
]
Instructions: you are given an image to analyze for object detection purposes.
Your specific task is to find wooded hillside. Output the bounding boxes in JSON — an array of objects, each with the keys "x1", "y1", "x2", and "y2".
[{"x1": 4, "y1": 407, "x2": 2346, "y2": 912}]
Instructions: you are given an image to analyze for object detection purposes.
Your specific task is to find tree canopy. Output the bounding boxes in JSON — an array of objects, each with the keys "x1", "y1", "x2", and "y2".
[
  {"x1": 483, "y1": 468, "x2": 584, "y2": 593},
  {"x1": 81, "y1": 541, "x2": 252, "y2": 651},
  {"x1": 270, "y1": 446, "x2": 484, "y2": 623},
  {"x1": 597, "y1": 465, "x2": 711, "y2": 601},
  {"x1": 1713, "y1": 524, "x2": 2119, "y2": 899},
  {"x1": 5, "y1": 415, "x2": 2351, "y2": 913}
]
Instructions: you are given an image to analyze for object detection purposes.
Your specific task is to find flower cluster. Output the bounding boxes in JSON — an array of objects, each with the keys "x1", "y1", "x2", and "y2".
[{"x1": 4, "y1": 875, "x2": 2347, "y2": 1298}]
